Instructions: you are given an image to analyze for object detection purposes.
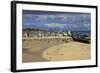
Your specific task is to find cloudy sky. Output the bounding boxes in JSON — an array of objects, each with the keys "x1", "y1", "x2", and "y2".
[{"x1": 22, "y1": 10, "x2": 91, "y2": 31}]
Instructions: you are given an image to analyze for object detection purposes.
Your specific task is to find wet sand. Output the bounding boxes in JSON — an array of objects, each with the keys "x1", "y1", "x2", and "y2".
[{"x1": 22, "y1": 38, "x2": 90, "y2": 63}]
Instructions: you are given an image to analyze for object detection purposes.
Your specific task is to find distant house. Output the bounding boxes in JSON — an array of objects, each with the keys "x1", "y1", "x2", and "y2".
[
  {"x1": 50, "y1": 32, "x2": 56, "y2": 36},
  {"x1": 62, "y1": 32, "x2": 68, "y2": 36},
  {"x1": 23, "y1": 32, "x2": 28, "y2": 38},
  {"x1": 67, "y1": 31, "x2": 72, "y2": 36},
  {"x1": 38, "y1": 31, "x2": 42, "y2": 37}
]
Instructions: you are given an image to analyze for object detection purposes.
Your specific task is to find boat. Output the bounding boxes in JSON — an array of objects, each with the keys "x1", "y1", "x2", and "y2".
[{"x1": 72, "y1": 33, "x2": 90, "y2": 43}]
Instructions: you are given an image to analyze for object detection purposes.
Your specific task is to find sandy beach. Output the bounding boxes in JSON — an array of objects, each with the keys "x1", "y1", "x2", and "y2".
[
  {"x1": 42, "y1": 42, "x2": 90, "y2": 61},
  {"x1": 22, "y1": 38, "x2": 90, "y2": 63}
]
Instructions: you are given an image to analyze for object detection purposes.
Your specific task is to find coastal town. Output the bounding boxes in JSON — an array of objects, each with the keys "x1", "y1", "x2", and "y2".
[
  {"x1": 22, "y1": 28, "x2": 90, "y2": 43},
  {"x1": 22, "y1": 28, "x2": 72, "y2": 38}
]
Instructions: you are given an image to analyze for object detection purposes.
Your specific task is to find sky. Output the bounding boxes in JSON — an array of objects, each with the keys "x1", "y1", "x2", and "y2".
[{"x1": 22, "y1": 10, "x2": 91, "y2": 31}]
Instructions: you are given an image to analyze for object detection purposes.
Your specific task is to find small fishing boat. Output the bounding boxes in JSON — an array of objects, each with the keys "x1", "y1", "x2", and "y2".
[{"x1": 72, "y1": 33, "x2": 90, "y2": 43}]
